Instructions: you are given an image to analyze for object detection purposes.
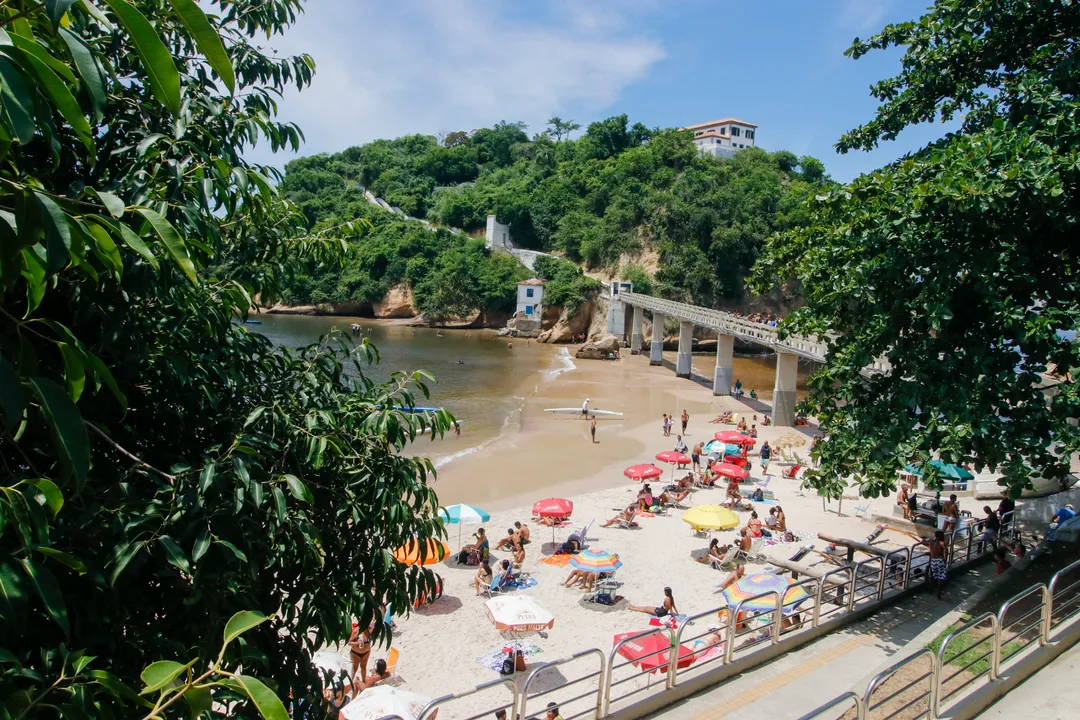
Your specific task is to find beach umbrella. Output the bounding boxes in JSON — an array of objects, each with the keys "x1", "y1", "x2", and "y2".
[
  {"x1": 682, "y1": 505, "x2": 739, "y2": 532},
  {"x1": 484, "y1": 595, "x2": 555, "y2": 636},
  {"x1": 655, "y1": 451, "x2": 692, "y2": 483},
  {"x1": 773, "y1": 432, "x2": 807, "y2": 449},
  {"x1": 341, "y1": 686, "x2": 432, "y2": 720},
  {"x1": 569, "y1": 548, "x2": 622, "y2": 574},
  {"x1": 721, "y1": 573, "x2": 810, "y2": 614},
  {"x1": 612, "y1": 631, "x2": 696, "y2": 674},
  {"x1": 392, "y1": 538, "x2": 451, "y2": 566},
  {"x1": 710, "y1": 462, "x2": 749, "y2": 481},
  {"x1": 714, "y1": 431, "x2": 753, "y2": 445},
  {"x1": 438, "y1": 503, "x2": 491, "y2": 547},
  {"x1": 624, "y1": 463, "x2": 663, "y2": 481},
  {"x1": 534, "y1": 498, "x2": 574, "y2": 544},
  {"x1": 703, "y1": 440, "x2": 727, "y2": 455},
  {"x1": 311, "y1": 649, "x2": 350, "y2": 674},
  {"x1": 903, "y1": 461, "x2": 974, "y2": 481}
]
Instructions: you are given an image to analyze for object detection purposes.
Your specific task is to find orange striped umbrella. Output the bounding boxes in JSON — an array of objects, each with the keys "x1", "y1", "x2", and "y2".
[{"x1": 393, "y1": 539, "x2": 450, "y2": 566}]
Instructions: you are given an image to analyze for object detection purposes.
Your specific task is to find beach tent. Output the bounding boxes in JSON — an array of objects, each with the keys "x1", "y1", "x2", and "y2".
[{"x1": 438, "y1": 503, "x2": 491, "y2": 548}]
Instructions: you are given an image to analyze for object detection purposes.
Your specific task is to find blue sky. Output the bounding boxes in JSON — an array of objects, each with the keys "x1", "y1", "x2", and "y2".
[{"x1": 256, "y1": 0, "x2": 955, "y2": 182}]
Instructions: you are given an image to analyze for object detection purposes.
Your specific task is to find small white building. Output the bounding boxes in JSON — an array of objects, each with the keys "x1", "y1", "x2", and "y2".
[
  {"x1": 516, "y1": 278, "x2": 545, "y2": 317},
  {"x1": 683, "y1": 118, "x2": 758, "y2": 158}
]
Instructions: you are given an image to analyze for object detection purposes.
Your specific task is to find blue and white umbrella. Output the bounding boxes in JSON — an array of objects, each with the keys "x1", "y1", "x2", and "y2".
[{"x1": 438, "y1": 503, "x2": 491, "y2": 547}]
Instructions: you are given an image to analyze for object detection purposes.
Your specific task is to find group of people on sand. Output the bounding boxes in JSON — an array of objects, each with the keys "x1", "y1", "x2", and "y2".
[{"x1": 463, "y1": 523, "x2": 532, "y2": 595}]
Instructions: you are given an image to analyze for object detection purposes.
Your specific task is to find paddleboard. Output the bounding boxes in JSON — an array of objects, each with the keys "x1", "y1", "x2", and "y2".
[{"x1": 544, "y1": 408, "x2": 624, "y2": 417}]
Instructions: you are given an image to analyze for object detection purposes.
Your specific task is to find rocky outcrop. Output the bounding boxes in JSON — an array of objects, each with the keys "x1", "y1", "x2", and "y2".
[
  {"x1": 373, "y1": 284, "x2": 417, "y2": 318},
  {"x1": 502, "y1": 312, "x2": 542, "y2": 338},
  {"x1": 264, "y1": 301, "x2": 373, "y2": 316},
  {"x1": 417, "y1": 309, "x2": 510, "y2": 329},
  {"x1": 537, "y1": 302, "x2": 595, "y2": 343},
  {"x1": 575, "y1": 334, "x2": 622, "y2": 360}
]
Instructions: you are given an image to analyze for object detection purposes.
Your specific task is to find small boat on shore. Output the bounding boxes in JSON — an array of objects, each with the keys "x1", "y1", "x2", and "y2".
[{"x1": 544, "y1": 408, "x2": 624, "y2": 417}]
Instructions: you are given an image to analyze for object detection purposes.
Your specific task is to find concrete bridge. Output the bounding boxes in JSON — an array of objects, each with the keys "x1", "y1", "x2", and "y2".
[{"x1": 613, "y1": 291, "x2": 892, "y2": 426}]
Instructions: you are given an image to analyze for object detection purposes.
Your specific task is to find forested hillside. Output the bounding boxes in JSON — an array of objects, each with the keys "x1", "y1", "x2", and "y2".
[{"x1": 279, "y1": 115, "x2": 831, "y2": 313}]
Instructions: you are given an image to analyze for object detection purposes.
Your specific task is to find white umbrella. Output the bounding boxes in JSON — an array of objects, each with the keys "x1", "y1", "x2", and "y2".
[
  {"x1": 341, "y1": 686, "x2": 432, "y2": 720},
  {"x1": 312, "y1": 649, "x2": 350, "y2": 674},
  {"x1": 484, "y1": 596, "x2": 555, "y2": 635},
  {"x1": 438, "y1": 503, "x2": 491, "y2": 548}
]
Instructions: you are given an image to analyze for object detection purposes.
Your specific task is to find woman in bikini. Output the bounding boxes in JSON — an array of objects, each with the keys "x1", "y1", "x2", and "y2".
[
  {"x1": 628, "y1": 586, "x2": 678, "y2": 617},
  {"x1": 746, "y1": 511, "x2": 764, "y2": 538},
  {"x1": 470, "y1": 560, "x2": 493, "y2": 596},
  {"x1": 696, "y1": 537, "x2": 731, "y2": 565},
  {"x1": 348, "y1": 622, "x2": 372, "y2": 684},
  {"x1": 601, "y1": 505, "x2": 637, "y2": 527}
]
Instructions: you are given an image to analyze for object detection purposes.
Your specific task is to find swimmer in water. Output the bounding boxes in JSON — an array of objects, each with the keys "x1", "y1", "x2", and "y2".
[{"x1": 508, "y1": 342, "x2": 513, "y2": 350}]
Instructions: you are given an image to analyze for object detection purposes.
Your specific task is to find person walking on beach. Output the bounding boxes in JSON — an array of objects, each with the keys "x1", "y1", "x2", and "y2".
[
  {"x1": 681, "y1": 409, "x2": 689, "y2": 434},
  {"x1": 590, "y1": 417, "x2": 597, "y2": 443},
  {"x1": 925, "y1": 530, "x2": 949, "y2": 599},
  {"x1": 581, "y1": 397, "x2": 590, "y2": 419},
  {"x1": 662, "y1": 414, "x2": 670, "y2": 436},
  {"x1": 759, "y1": 441, "x2": 772, "y2": 475},
  {"x1": 628, "y1": 587, "x2": 678, "y2": 618},
  {"x1": 734, "y1": 379, "x2": 743, "y2": 397},
  {"x1": 691, "y1": 441, "x2": 703, "y2": 470}
]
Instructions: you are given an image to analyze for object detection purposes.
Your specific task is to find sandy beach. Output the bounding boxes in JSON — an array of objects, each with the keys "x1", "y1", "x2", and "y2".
[{"x1": 325, "y1": 351, "x2": 904, "y2": 719}]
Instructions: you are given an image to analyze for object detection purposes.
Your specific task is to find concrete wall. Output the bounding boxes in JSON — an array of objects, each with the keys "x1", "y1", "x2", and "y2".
[
  {"x1": 516, "y1": 284, "x2": 543, "y2": 316},
  {"x1": 485, "y1": 214, "x2": 511, "y2": 249}
]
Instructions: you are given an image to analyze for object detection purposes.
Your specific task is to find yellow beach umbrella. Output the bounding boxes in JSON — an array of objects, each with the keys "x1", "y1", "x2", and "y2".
[
  {"x1": 682, "y1": 505, "x2": 739, "y2": 532},
  {"x1": 393, "y1": 538, "x2": 450, "y2": 566},
  {"x1": 774, "y1": 432, "x2": 807, "y2": 449}
]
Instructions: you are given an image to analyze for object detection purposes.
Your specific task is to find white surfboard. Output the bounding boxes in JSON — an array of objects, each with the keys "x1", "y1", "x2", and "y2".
[{"x1": 544, "y1": 408, "x2": 624, "y2": 417}]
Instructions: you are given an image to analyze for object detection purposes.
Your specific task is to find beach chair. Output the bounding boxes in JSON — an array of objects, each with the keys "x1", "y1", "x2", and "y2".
[
  {"x1": 754, "y1": 476, "x2": 772, "y2": 490},
  {"x1": 737, "y1": 538, "x2": 766, "y2": 564},
  {"x1": 782, "y1": 464, "x2": 801, "y2": 479},
  {"x1": 711, "y1": 545, "x2": 741, "y2": 571},
  {"x1": 615, "y1": 511, "x2": 639, "y2": 529},
  {"x1": 853, "y1": 500, "x2": 872, "y2": 518},
  {"x1": 569, "y1": 520, "x2": 594, "y2": 549},
  {"x1": 482, "y1": 566, "x2": 513, "y2": 597}
]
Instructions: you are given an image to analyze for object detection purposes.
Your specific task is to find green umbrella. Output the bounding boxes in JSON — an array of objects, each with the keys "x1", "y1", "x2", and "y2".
[{"x1": 903, "y1": 460, "x2": 974, "y2": 481}]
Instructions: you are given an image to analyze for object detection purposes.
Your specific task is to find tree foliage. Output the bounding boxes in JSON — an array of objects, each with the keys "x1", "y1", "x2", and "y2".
[
  {"x1": 752, "y1": 0, "x2": 1080, "y2": 499},
  {"x1": 282, "y1": 114, "x2": 831, "y2": 311},
  {"x1": 0, "y1": 0, "x2": 450, "y2": 716},
  {"x1": 532, "y1": 255, "x2": 603, "y2": 317}
]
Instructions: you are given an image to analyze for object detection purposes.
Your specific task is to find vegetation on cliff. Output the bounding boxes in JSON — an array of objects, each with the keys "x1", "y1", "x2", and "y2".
[{"x1": 280, "y1": 116, "x2": 832, "y2": 312}]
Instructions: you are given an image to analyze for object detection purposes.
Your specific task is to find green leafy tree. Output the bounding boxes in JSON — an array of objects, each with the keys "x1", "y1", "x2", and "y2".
[
  {"x1": 752, "y1": 0, "x2": 1080, "y2": 500},
  {"x1": 546, "y1": 116, "x2": 580, "y2": 142},
  {"x1": 0, "y1": 0, "x2": 450, "y2": 716}
]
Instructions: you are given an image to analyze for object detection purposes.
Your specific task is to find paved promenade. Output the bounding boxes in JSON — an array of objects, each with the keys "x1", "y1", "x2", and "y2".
[{"x1": 975, "y1": 639, "x2": 1080, "y2": 718}]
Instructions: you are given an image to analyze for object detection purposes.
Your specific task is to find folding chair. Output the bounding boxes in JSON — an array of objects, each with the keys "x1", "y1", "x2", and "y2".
[
  {"x1": 711, "y1": 545, "x2": 741, "y2": 571},
  {"x1": 482, "y1": 566, "x2": 513, "y2": 597},
  {"x1": 741, "y1": 537, "x2": 766, "y2": 563},
  {"x1": 782, "y1": 465, "x2": 801, "y2": 479},
  {"x1": 378, "y1": 648, "x2": 405, "y2": 686},
  {"x1": 853, "y1": 500, "x2": 873, "y2": 518}
]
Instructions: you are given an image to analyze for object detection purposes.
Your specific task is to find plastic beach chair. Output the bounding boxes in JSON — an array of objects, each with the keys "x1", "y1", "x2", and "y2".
[
  {"x1": 482, "y1": 566, "x2": 513, "y2": 597},
  {"x1": 711, "y1": 545, "x2": 741, "y2": 571}
]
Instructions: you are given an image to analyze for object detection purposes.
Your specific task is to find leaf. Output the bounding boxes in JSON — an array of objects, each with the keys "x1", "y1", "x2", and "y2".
[
  {"x1": 0, "y1": 56, "x2": 34, "y2": 143},
  {"x1": 101, "y1": 0, "x2": 181, "y2": 115},
  {"x1": 90, "y1": 189, "x2": 125, "y2": 218},
  {"x1": 271, "y1": 486, "x2": 286, "y2": 522},
  {"x1": 0, "y1": 562, "x2": 29, "y2": 625},
  {"x1": 85, "y1": 220, "x2": 123, "y2": 275},
  {"x1": 47, "y1": 0, "x2": 79, "y2": 26},
  {"x1": 36, "y1": 192, "x2": 74, "y2": 273},
  {"x1": 0, "y1": 355, "x2": 27, "y2": 431},
  {"x1": 234, "y1": 674, "x2": 289, "y2": 720},
  {"x1": 58, "y1": 28, "x2": 107, "y2": 120},
  {"x1": 185, "y1": 686, "x2": 213, "y2": 716},
  {"x1": 21, "y1": 247, "x2": 47, "y2": 314},
  {"x1": 137, "y1": 208, "x2": 196, "y2": 284},
  {"x1": 139, "y1": 659, "x2": 194, "y2": 695},
  {"x1": 19, "y1": 558, "x2": 69, "y2": 634},
  {"x1": 135, "y1": 132, "x2": 166, "y2": 157},
  {"x1": 27, "y1": 377, "x2": 89, "y2": 483},
  {"x1": 28, "y1": 546, "x2": 86, "y2": 574},
  {"x1": 1, "y1": 29, "x2": 77, "y2": 83},
  {"x1": 282, "y1": 474, "x2": 313, "y2": 504},
  {"x1": 215, "y1": 538, "x2": 247, "y2": 563},
  {"x1": 22, "y1": 478, "x2": 63, "y2": 515},
  {"x1": 166, "y1": 0, "x2": 235, "y2": 93},
  {"x1": 158, "y1": 536, "x2": 191, "y2": 573},
  {"x1": 97, "y1": 218, "x2": 158, "y2": 269},
  {"x1": 199, "y1": 462, "x2": 215, "y2": 492},
  {"x1": 78, "y1": 0, "x2": 115, "y2": 30},
  {"x1": 20, "y1": 52, "x2": 95, "y2": 153},
  {"x1": 58, "y1": 343, "x2": 85, "y2": 402},
  {"x1": 83, "y1": 349, "x2": 128, "y2": 413},
  {"x1": 243, "y1": 406, "x2": 266, "y2": 428},
  {"x1": 107, "y1": 540, "x2": 143, "y2": 586},
  {"x1": 192, "y1": 527, "x2": 210, "y2": 562},
  {"x1": 223, "y1": 610, "x2": 268, "y2": 648}
]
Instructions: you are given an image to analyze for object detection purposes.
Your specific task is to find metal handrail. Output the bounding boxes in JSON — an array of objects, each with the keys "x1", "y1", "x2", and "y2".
[
  {"x1": 934, "y1": 612, "x2": 998, "y2": 715},
  {"x1": 1048, "y1": 558, "x2": 1080, "y2": 637},
  {"x1": 519, "y1": 648, "x2": 606, "y2": 720},
  {"x1": 669, "y1": 606, "x2": 727, "y2": 686},
  {"x1": 417, "y1": 677, "x2": 519, "y2": 720},
  {"x1": 724, "y1": 590, "x2": 783, "y2": 663},
  {"x1": 603, "y1": 627, "x2": 674, "y2": 715},
  {"x1": 794, "y1": 691, "x2": 865, "y2": 720},
  {"x1": 816, "y1": 564, "x2": 853, "y2": 623},
  {"x1": 862, "y1": 647, "x2": 939, "y2": 720}
]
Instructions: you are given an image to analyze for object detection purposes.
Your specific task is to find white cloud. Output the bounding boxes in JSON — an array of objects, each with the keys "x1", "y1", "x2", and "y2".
[{"x1": 247, "y1": 0, "x2": 665, "y2": 168}]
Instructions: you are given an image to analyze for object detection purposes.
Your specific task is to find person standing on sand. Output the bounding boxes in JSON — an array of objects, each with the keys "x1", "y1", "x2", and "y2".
[
  {"x1": 692, "y1": 441, "x2": 703, "y2": 470},
  {"x1": 581, "y1": 397, "x2": 590, "y2": 419},
  {"x1": 662, "y1": 414, "x2": 670, "y2": 436},
  {"x1": 925, "y1": 530, "x2": 949, "y2": 599},
  {"x1": 590, "y1": 417, "x2": 597, "y2": 443},
  {"x1": 759, "y1": 441, "x2": 771, "y2": 475},
  {"x1": 681, "y1": 409, "x2": 689, "y2": 434}
]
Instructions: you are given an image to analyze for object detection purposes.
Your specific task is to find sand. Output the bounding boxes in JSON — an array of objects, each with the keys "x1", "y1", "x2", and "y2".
[{"x1": 322, "y1": 352, "x2": 914, "y2": 719}]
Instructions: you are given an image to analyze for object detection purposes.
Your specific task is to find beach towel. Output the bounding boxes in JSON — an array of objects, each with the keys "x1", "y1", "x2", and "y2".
[
  {"x1": 506, "y1": 576, "x2": 538, "y2": 590},
  {"x1": 648, "y1": 614, "x2": 689, "y2": 630},
  {"x1": 477, "y1": 643, "x2": 542, "y2": 672},
  {"x1": 539, "y1": 554, "x2": 572, "y2": 567}
]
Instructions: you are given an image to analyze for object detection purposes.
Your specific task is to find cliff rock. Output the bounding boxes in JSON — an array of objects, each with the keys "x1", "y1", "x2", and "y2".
[
  {"x1": 504, "y1": 312, "x2": 542, "y2": 338},
  {"x1": 537, "y1": 302, "x2": 594, "y2": 343},
  {"x1": 575, "y1": 334, "x2": 622, "y2": 360},
  {"x1": 373, "y1": 284, "x2": 417, "y2": 318}
]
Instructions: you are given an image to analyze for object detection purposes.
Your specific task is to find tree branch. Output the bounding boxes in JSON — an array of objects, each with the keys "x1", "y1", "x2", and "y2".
[{"x1": 86, "y1": 422, "x2": 177, "y2": 483}]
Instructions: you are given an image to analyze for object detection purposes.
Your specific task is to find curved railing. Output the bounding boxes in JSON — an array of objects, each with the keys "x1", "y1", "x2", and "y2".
[
  {"x1": 797, "y1": 558, "x2": 1080, "y2": 720},
  {"x1": 369, "y1": 521, "x2": 1022, "y2": 720}
]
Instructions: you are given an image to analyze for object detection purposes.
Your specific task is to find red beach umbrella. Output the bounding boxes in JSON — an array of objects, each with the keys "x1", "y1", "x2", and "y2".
[
  {"x1": 613, "y1": 631, "x2": 696, "y2": 674},
  {"x1": 655, "y1": 451, "x2": 691, "y2": 466},
  {"x1": 534, "y1": 497, "x2": 574, "y2": 545},
  {"x1": 624, "y1": 464, "x2": 663, "y2": 481},
  {"x1": 714, "y1": 431, "x2": 753, "y2": 445},
  {"x1": 710, "y1": 462, "x2": 749, "y2": 481}
]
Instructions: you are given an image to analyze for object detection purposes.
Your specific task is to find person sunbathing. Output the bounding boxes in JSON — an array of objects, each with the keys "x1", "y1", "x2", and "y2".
[
  {"x1": 697, "y1": 538, "x2": 731, "y2": 565},
  {"x1": 355, "y1": 658, "x2": 392, "y2": 691},
  {"x1": 691, "y1": 630, "x2": 724, "y2": 658},
  {"x1": 562, "y1": 568, "x2": 598, "y2": 588},
  {"x1": 515, "y1": 521, "x2": 531, "y2": 544},
  {"x1": 657, "y1": 487, "x2": 691, "y2": 506},
  {"x1": 709, "y1": 412, "x2": 733, "y2": 424},
  {"x1": 601, "y1": 505, "x2": 637, "y2": 527},
  {"x1": 628, "y1": 587, "x2": 678, "y2": 617},
  {"x1": 637, "y1": 485, "x2": 655, "y2": 511},
  {"x1": 511, "y1": 541, "x2": 526, "y2": 569},
  {"x1": 471, "y1": 561, "x2": 493, "y2": 596},
  {"x1": 737, "y1": 418, "x2": 748, "y2": 431},
  {"x1": 494, "y1": 527, "x2": 520, "y2": 551},
  {"x1": 675, "y1": 472, "x2": 695, "y2": 491},
  {"x1": 745, "y1": 511, "x2": 765, "y2": 538},
  {"x1": 716, "y1": 563, "x2": 746, "y2": 590}
]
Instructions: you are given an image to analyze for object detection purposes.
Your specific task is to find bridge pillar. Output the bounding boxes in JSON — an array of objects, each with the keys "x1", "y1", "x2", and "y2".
[
  {"x1": 606, "y1": 300, "x2": 627, "y2": 341},
  {"x1": 649, "y1": 312, "x2": 665, "y2": 365},
  {"x1": 713, "y1": 335, "x2": 734, "y2": 395},
  {"x1": 630, "y1": 306, "x2": 644, "y2": 353},
  {"x1": 676, "y1": 321, "x2": 694, "y2": 377},
  {"x1": 773, "y1": 352, "x2": 799, "y2": 427}
]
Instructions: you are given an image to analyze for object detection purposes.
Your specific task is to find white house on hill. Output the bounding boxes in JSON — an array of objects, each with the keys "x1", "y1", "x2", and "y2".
[
  {"x1": 683, "y1": 118, "x2": 758, "y2": 159},
  {"x1": 516, "y1": 278, "x2": 544, "y2": 317}
]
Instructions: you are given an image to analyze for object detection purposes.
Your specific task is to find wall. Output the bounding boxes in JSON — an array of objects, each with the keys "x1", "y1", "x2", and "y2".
[
  {"x1": 485, "y1": 214, "x2": 511, "y2": 249},
  {"x1": 515, "y1": 285, "x2": 543, "y2": 316}
]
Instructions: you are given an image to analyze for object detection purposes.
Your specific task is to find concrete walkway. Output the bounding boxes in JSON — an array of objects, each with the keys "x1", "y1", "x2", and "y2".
[
  {"x1": 975, "y1": 639, "x2": 1080, "y2": 718},
  {"x1": 645, "y1": 561, "x2": 997, "y2": 720}
]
